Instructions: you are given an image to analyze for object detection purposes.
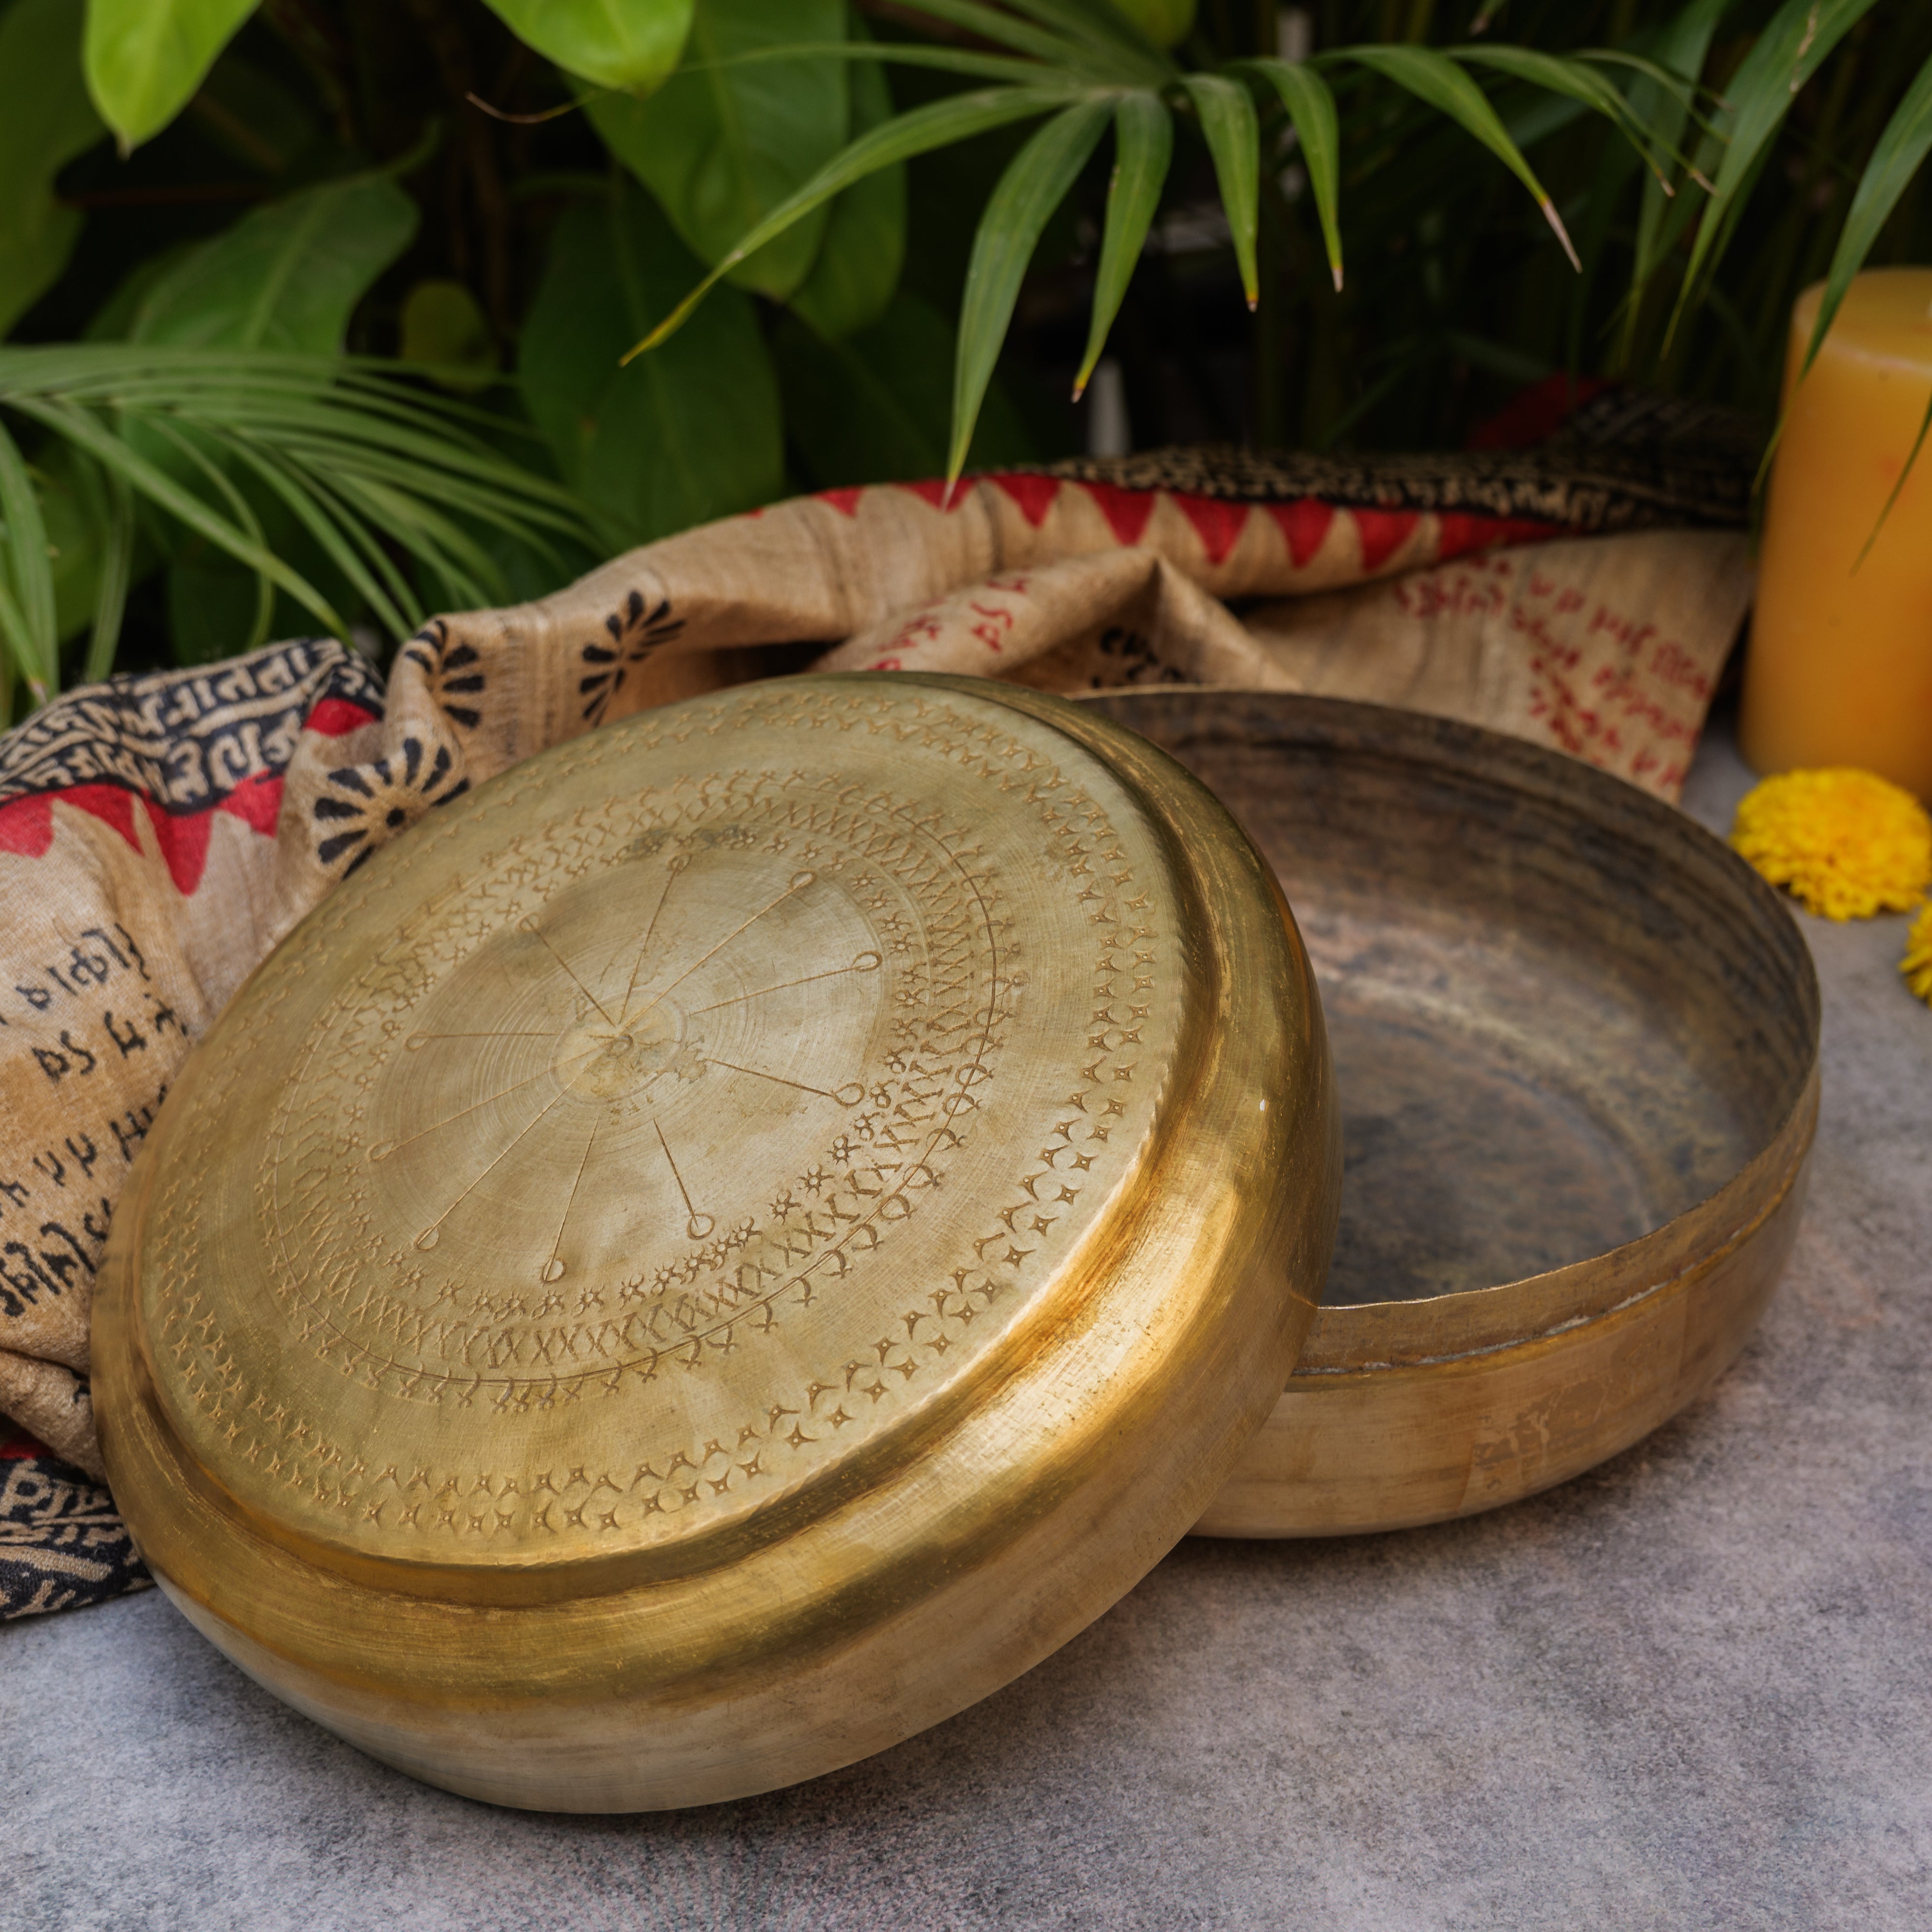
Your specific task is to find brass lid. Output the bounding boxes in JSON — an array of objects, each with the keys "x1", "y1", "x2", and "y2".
[{"x1": 96, "y1": 674, "x2": 1337, "y2": 1810}]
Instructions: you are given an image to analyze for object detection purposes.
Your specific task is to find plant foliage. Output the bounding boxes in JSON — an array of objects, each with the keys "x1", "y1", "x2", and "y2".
[{"x1": 1, "y1": 0, "x2": 1929, "y2": 716}]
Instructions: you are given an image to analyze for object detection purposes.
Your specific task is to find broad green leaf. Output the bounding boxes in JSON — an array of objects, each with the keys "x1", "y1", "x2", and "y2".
[
  {"x1": 1183, "y1": 73, "x2": 1260, "y2": 306},
  {"x1": 84, "y1": 0, "x2": 259, "y2": 150},
  {"x1": 1333, "y1": 43, "x2": 1579, "y2": 269},
  {"x1": 790, "y1": 15, "x2": 906, "y2": 341},
  {"x1": 521, "y1": 182, "x2": 783, "y2": 547},
  {"x1": 1110, "y1": 0, "x2": 1194, "y2": 50},
  {"x1": 399, "y1": 279, "x2": 500, "y2": 392},
  {"x1": 1672, "y1": 0, "x2": 1881, "y2": 338},
  {"x1": 628, "y1": 85, "x2": 1085, "y2": 358},
  {"x1": 950, "y1": 98, "x2": 1112, "y2": 483},
  {"x1": 588, "y1": 0, "x2": 847, "y2": 303},
  {"x1": 773, "y1": 292, "x2": 1034, "y2": 486},
  {"x1": 130, "y1": 174, "x2": 418, "y2": 351},
  {"x1": 1242, "y1": 57, "x2": 1343, "y2": 291},
  {"x1": 481, "y1": 0, "x2": 694, "y2": 94},
  {"x1": 1802, "y1": 50, "x2": 1932, "y2": 378},
  {"x1": 1075, "y1": 93, "x2": 1171, "y2": 396},
  {"x1": 85, "y1": 244, "x2": 199, "y2": 341},
  {"x1": 0, "y1": 0, "x2": 107, "y2": 339}
]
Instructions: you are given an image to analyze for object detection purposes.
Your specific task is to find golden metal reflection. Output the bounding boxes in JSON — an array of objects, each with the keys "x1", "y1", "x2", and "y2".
[
  {"x1": 1080, "y1": 690, "x2": 1821, "y2": 1541},
  {"x1": 94, "y1": 674, "x2": 1339, "y2": 1812}
]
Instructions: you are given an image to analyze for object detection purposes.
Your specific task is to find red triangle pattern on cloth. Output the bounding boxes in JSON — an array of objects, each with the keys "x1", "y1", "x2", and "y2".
[
  {"x1": 1434, "y1": 512, "x2": 1567, "y2": 560},
  {"x1": 217, "y1": 771, "x2": 284, "y2": 838},
  {"x1": 1174, "y1": 494, "x2": 1250, "y2": 567},
  {"x1": 62, "y1": 784, "x2": 142, "y2": 853},
  {"x1": 304, "y1": 695, "x2": 381, "y2": 739},
  {"x1": 1352, "y1": 507, "x2": 1421, "y2": 574},
  {"x1": 0, "y1": 773, "x2": 284, "y2": 887},
  {"x1": 0, "y1": 784, "x2": 147, "y2": 860},
  {"x1": 0, "y1": 793, "x2": 54, "y2": 858},
  {"x1": 1080, "y1": 481, "x2": 1155, "y2": 547},
  {"x1": 1264, "y1": 498, "x2": 1335, "y2": 569},
  {"x1": 903, "y1": 478, "x2": 955, "y2": 510},
  {"x1": 990, "y1": 473, "x2": 1061, "y2": 528},
  {"x1": 142, "y1": 799, "x2": 213, "y2": 897},
  {"x1": 816, "y1": 487, "x2": 866, "y2": 519}
]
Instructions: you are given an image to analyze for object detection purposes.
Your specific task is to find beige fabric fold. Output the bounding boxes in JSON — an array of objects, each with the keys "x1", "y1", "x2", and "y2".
[{"x1": 0, "y1": 473, "x2": 1752, "y2": 1477}]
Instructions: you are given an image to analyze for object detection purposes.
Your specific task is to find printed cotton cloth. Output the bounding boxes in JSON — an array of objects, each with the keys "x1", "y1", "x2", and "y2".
[{"x1": 0, "y1": 410, "x2": 1757, "y2": 1617}]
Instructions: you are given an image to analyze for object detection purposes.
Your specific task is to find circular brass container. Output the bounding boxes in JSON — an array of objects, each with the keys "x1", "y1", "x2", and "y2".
[
  {"x1": 1082, "y1": 691, "x2": 1819, "y2": 1539},
  {"x1": 93, "y1": 674, "x2": 1338, "y2": 1810}
]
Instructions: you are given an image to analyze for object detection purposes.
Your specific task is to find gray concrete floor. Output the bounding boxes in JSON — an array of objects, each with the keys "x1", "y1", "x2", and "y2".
[{"x1": 6, "y1": 718, "x2": 1929, "y2": 1932}]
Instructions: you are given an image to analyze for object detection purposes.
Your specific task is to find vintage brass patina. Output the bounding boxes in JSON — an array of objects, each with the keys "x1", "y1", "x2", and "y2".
[
  {"x1": 94, "y1": 674, "x2": 1338, "y2": 1811},
  {"x1": 1085, "y1": 690, "x2": 1820, "y2": 1539}
]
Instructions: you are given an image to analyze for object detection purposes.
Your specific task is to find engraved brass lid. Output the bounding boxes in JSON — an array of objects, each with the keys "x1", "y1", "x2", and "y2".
[{"x1": 95, "y1": 674, "x2": 1338, "y2": 1811}]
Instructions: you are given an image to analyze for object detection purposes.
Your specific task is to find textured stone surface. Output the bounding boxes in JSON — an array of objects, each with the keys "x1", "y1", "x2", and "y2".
[{"x1": 6, "y1": 717, "x2": 1929, "y2": 1932}]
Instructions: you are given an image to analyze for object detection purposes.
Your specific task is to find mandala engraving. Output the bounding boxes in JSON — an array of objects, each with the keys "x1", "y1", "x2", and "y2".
[{"x1": 142, "y1": 684, "x2": 1179, "y2": 1567}]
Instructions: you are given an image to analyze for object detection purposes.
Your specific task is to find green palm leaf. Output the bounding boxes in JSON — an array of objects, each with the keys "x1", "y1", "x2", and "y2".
[
  {"x1": 951, "y1": 97, "x2": 1114, "y2": 484},
  {"x1": 627, "y1": 85, "x2": 1090, "y2": 361},
  {"x1": 81, "y1": 464, "x2": 133, "y2": 686},
  {"x1": 1239, "y1": 56, "x2": 1344, "y2": 291},
  {"x1": 999, "y1": 0, "x2": 1172, "y2": 81},
  {"x1": 1184, "y1": 73, "x2": 1261, "y2": 307},
  {"x1": 1074, "y1": 91, "x2": 1172, "y2": 398},
  {"x1": 1801, "y1": 49, "x2": 1932, "y2": 378},
  {"x1": 1451, "y1": 46, "x2": 1689, "y2": 189},
  {"x1": 1328, "y1": 43, "x2": 1580, "y2": 269},
  {"x1": 869, "y1": 0, "x2": 1094, "y2": 66},
  {"x1": 0, "y1": 417, "x2": 57, "y2": 705},
  {"x1": 1615, "y1": 0, "x2": 1727, "y2": 367},
  {"x1": 0, "y1": 346, "x2": 593, "y2": 707},
  {"x1": 1668, "y1": 0, "x2": 1882, "y2": 344}
]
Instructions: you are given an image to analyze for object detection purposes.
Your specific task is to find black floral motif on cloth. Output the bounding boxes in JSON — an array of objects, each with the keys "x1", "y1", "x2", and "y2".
[
  {"x1": 1, "y1": 1434, "x2": 150, "y2": 1619},
  {"x1": 581, "y1": 591, "x2": 685, "y2": 725},
  {"x1": 0, "y1": 638, "x2": 383, "y2": 811},
  {"x1": 312, "y1": 732, "x2": 468, "y2": 874},
  {"x1": 397, "y1": 617, "x2": 487, "y2": 734}
]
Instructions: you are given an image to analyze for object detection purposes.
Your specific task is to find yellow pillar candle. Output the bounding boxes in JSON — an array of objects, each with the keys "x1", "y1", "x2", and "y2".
[{"x1": 1741, "y1": 268, "x2": 1932, "y2": 799}]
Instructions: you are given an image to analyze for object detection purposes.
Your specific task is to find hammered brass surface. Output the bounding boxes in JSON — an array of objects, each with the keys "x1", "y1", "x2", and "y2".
[
  {"x1": 1080, "y1": 691, "x2": 1821, "y2": 1539},
  {"x1": 95, "y1": 673, "x2": 1338, "y2": 1808}
]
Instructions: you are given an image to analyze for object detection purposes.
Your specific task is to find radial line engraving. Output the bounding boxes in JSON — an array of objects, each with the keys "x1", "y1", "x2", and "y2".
[
  {"x1": 542, "y1": 1117, "x2": 600, "y2": 1282},
  {"x1": 614, "y1": 852, "x2": 689, "y2": 1019},
  {"x1": 653, "y1": 1120, "x2": 713, "y2": 1240},
  {"x1": 415, "y1": 1087, "x2": 574, "y2": 1250},
  {"x1": 369, "y1": 1044, "x2": 602, "y2": 1162},
  {"x1": 693, "y1": 950, "x2": 882, "y2": 1015},
  {"x1": 701, "y1": 1055, "x2": 867, "y2": 1109},
  {"x1": 624, "y1": 870, "x2": 817, "y2": 1027},
  {"x1": 519, "y1": 913, "x2": 619, "y2": 1027}
]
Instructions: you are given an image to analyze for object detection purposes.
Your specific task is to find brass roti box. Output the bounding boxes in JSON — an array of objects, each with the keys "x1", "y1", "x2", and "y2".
[
  {"x1": 1085, "y1": 691, "x2": 1820, "y2": 1541},
  {"x1": 94, "y1": 674, "x2": 1339, "y2": 1811}
]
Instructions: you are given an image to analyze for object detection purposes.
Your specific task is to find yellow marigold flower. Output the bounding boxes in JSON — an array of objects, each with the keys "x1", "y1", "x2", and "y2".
[
  {"x1": 1904, "y1": 904, "x2": 1932, "y2": 1005},
  {"x1": 1730, "y1": 767, "x2": 1932, "y2": 920}
]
